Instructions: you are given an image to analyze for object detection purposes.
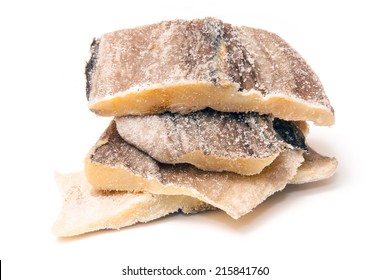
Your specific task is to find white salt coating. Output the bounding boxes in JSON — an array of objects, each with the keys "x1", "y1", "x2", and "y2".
[
  {"x1": 115, "y1": 111, "x2": 290, "y2": 162},
  {"x1": 52, "y1": 172, "x2": 212, "y2": 236},
  {"x1": 87, "y1": 18, "x2": 333, "y2": 121},
  {"x1": 88, "y1": 123, "x2": 305, "y2": 218}
]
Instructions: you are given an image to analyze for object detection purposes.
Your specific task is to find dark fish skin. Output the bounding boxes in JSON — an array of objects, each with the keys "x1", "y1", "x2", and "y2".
[
  {"x1": 85, "y1": 38, "x2": 100, "y2": 100},
  {"x1": 272, "y1": 118, "x2": 308, "y2": 151}
]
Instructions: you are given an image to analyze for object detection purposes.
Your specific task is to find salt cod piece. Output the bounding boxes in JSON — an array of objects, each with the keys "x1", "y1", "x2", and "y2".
[
  {"x1": 54, "y1": 148, "x2": 336, "y2": 236},
  {"x1": 290, "y1": 147, "x2": 337, "y2": 184},
  {"x1": 86, "y1": 18, "x2": 334, "y2": 126},
  {"x1": 84, "y1": 122, "x2": 304, "y2": 219},
  {"x1": 115, "y1": 111, "x2": 300, "y2": 176},
  {"x1": 52, "y1": 172, "x2": 212, "y2": 237}
]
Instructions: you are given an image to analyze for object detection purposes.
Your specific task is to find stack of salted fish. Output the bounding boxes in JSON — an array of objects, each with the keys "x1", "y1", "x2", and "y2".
[{"x1": 53, "y1": 18, "x2": 337, "y2": 237}]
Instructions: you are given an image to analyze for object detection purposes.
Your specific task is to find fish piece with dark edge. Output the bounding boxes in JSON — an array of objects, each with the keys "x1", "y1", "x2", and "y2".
[{"x1": 86, "y1": 18, "x2": 334, "y2": 126}]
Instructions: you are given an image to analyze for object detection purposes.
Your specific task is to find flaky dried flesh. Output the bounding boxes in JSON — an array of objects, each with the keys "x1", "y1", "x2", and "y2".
[
  {"x1": 54, "y1": 147, "x2": 336, "y2": 236},
  {"x1": 115, "y1": 111, "x2": 291, "y2": 175},
  {"x1": 86, "y1": 18, "x2": 334, "y2": 126},
  {"x1": 52, "y1": 172, "x2": 212, "y2": 237},
  {"x1": 290, "y1": 147, "x2": 337, "y2": 184},
  {"x1": 84, "y1": 122, "x2": 304, "y2": 219}
]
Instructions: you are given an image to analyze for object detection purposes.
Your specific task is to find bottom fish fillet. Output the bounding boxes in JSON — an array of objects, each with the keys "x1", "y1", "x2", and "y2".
[
  {"x1": 54, "y1": 149, "x2": 336, "y2": 237},
  {"x1": 52, "y1": 172, "x2": 212, "y2": 237}
]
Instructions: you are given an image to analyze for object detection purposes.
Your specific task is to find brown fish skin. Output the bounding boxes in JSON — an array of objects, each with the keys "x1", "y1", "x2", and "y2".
[
  {"x1": 115, "y1": 111, "x2": 292, "y2": 175},
  {"x1": 86, "y1": 18, "x2": 334, "y2": 126},
  {"x1": 85, "y1": 121, "x2": 304, "y2": 219}
]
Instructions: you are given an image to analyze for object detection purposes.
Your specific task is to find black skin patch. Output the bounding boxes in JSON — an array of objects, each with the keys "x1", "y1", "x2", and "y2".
[
  {"x1": 85, "y1": 38, "x2": 100, "y2": 100},
  {"x1": 272, "y1": 118, "x2": 308, "y2": 151}
]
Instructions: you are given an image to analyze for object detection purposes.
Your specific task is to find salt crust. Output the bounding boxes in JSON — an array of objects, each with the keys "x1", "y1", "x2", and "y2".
[
  {"x1": 85, "y1": 122, "x2": 304, "y2": 219},
  {"x1": 87, "y1": 18, "x2": 334, "y2": 126},
  {"x1": 115, "y1": 111, "x2": 291, "y2": 175}
]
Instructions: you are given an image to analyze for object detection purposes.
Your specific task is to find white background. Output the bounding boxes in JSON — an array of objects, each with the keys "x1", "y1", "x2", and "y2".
[{"x1": 1, "y1": 0, "x2": 389, "y2": 279}]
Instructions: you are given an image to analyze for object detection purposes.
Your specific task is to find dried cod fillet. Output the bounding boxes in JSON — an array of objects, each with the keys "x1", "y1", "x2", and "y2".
[
  {"x1": 84, "y1": 122, "x2": 304, "y2": 219},
  {"x1": 290, "y1": 147, "x2": 337, "y2": 184},
  {"x1": 52, "y1": 172, "x2": 212, "y2": 237},
  {"x1": 115, "y1": 111, "x2": 297, "y2": 175},
  {"x1": 54, "y1": 148, "x2": 336, "y2": 237},
  {"x1": 86, "y1": 18, "x2": 334, "y2": 126}
]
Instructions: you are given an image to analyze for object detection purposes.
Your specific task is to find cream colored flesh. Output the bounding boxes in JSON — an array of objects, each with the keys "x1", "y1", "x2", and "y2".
[
  {"x1": 85, "y1": 150, "x2": 303, "y2": 219},
  {"x1": 115, "y1": 111, "x2": 289, "y2": 175},
  {"x1": 90, "y1": 83, "x2": 334, "y2": 126},
  {"x1": 87, "y1": 18, "x2": 335, "y2": 126},
  {"x1": 52, "y1": 172, "x2": 212, "y2": 237},
  {"x1": 290, "y1": 147, "x2": 338, "y2": 184},
  {"x1": 173, "y1": 151, "x2": 279, "y2": 175},
  {"x1": 55, "y1": 148, "x2": 337, "y2": 236},
  {"x1": 84, "y1": 122, "x2": 304, "y2": 219}
]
